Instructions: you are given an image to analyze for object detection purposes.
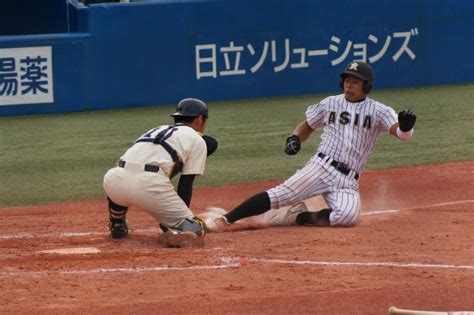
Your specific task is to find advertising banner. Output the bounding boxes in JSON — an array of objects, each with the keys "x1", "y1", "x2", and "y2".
[{"x1": 0, "y1": 46, "x2": 54, "y2": 106}]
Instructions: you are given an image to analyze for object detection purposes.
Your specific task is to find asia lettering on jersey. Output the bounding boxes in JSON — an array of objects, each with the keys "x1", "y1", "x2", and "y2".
[
  {"x1": 327, "y1": 111, "x2": 372, "y2": 129},
  {"x1": 306, "y1": 94, "x2": 397, "y2": 173}
]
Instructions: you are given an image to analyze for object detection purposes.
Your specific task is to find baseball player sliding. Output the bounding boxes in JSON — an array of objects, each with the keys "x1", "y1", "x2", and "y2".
[
  {"x1": 201, "y1": 197, "x2": 326, "y2": 232},
  {"x1": 103, "y1": 98, "x2": 218, "y2": 247},
  {"x1": 206, "y1": 61, "x2": 417, "y2": 232}
]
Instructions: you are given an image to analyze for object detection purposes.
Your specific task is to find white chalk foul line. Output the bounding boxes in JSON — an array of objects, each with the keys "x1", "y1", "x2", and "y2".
[
  {"x1": 0, "y1": 227, "x2": 161, "y2": 240},
  {"x1": 362, "y1": 199, "x2": 474, "y2": 217},
  {"x1": 0, "y1": 260, "x2": 240, "y2": 278},
  {"x1": 1, "y1": 255, "x2": 473, "y2": 278},
  {"x1": 362, "y1": 209, "x2": 399, "y2": 216},
  {"x1": 245, "y1": 257, "x2": 474, "y2": 271}
]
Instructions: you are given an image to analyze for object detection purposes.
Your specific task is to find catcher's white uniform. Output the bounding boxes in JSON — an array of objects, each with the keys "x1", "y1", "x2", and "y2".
[{"x1": 103, "y1": 124, "x2": 207, "y2": 226}]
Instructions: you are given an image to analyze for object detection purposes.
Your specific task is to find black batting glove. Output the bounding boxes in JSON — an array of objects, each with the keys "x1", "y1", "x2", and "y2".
[
  {"x1": 284, "y1": 135, "x2": 301, "y2": 155},
  {"x1": 398, "y1": 109, "x2": 417, "y2": 132}
]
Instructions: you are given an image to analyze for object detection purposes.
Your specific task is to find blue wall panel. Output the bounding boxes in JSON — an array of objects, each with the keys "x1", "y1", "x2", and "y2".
[
  {"x1": 1, "y1": 0, "x2": 473, "y2": 116},
  {"x1": 0, "y1": 33, "x2": 91, "y2": 115}
]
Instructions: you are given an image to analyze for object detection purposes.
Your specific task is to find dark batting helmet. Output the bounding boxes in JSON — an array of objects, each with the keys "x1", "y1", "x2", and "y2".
[
  {"x1": 171, "y1": 98, "x2": 208, "y2": 118},
  {"x1": 339, "y1": 61, "x2": 374, "y2": 94}
]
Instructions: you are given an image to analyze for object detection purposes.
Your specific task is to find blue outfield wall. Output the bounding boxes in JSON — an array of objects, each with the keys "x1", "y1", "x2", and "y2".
[{"x1": 0, "y1": 0, "x2": 473, "y2": 116}]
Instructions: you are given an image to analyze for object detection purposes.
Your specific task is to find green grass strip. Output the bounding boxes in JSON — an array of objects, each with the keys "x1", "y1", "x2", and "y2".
[{"x1": 1, "y1": 83, "x2": 473, "y2": 206}]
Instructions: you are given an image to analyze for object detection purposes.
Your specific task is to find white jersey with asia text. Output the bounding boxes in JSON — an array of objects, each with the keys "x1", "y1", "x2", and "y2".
[
  {"x1": 306, "y1": 94, "x2": 398, "y2": 173},
  {"x1": 267, "y1": 94, "x2": 399, "y2": 226}
]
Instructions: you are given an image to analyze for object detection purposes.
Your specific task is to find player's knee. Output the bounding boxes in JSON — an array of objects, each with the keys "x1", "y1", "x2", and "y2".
[
  {"x1": 107, "y1": 197, "x2": 128, "y2": 212},
  {"x1": 330, "y1": 211, "x2": 358, "y2": 227},
  {"x1": 332, "y1": 220, "x2": 357, "y2": 227}
]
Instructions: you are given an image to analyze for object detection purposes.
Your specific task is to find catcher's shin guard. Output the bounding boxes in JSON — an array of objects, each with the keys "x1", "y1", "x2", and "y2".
[
  {"x1": 107, "y1": 197, "x2": 129, "y2": 239},
  {"x1": 296, "y1": 208, "x2": 332, "y2": 227},
  {"x1": 158, "y1": 216, "x2": 207, "y2": 248},
  {"x1": 161, "y1": 216, "x2": 207, "y2": 238}
]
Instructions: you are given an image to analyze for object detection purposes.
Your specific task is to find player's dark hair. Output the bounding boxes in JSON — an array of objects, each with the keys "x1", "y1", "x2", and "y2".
[
  {"x1": 173, "y1": 116, "x2": 195, "y2": 124},
  {"x1": 173, "y1": 115, "x2": 207, "y2": 125}
]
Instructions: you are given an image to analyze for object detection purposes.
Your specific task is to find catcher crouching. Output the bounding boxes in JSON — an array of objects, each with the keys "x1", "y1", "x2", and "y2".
[{"x1": 103, "y1": 98, "x2": 218, "y2": 248}]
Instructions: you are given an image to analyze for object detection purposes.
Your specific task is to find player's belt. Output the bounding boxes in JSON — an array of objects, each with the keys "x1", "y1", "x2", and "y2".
[
  {"x1": 317, "y1": 153, "x2": 359, "y2": 180},
  {"x1": 118, "y1": 160, "x2": 160, "y2": 173}
]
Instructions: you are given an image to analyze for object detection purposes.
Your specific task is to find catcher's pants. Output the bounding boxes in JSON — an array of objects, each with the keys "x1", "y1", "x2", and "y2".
[
  {"x1": 267, "y1": 154, "x2": 361, "y2": 227},
  {"x1": 103, "y1": 165, "x2": 194, "y2": 226}
]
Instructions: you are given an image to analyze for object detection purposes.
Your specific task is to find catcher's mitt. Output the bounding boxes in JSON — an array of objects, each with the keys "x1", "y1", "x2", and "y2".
[{"x1": 202, "y1": 135, "x2": 218, "y2": 156}]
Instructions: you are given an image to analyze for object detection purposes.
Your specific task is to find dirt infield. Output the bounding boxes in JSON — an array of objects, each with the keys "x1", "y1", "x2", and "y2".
[{"x1": 1, "y1": 161, "x2": 473, "y2": 314}]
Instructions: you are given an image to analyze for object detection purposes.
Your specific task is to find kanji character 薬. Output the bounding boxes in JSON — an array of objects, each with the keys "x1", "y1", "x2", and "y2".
[{"x1": 20, "y1": 56, "x2": 48, "y2": 95}]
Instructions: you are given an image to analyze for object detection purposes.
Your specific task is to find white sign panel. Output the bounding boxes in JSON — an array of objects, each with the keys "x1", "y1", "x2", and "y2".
[{"x1": 0, "y1": 46, "x2": 54, "y2": 106}]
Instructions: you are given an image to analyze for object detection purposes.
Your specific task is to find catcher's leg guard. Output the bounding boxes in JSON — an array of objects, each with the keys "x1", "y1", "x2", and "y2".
[
  {"x1": 158, "y1": 216, "x2": 207, "y2": 248},
  {"x1": 107, "y1": 197, "x2": 129, "y2": 239},
  {"x1": 161, "y1": 216, "x2": 207, "y2": 238},
  {"x1": 296, "y1": 208, "x2": 332, "y2": 227}
]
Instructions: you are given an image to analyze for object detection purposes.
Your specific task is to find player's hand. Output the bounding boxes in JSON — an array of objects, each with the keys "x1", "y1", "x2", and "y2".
[
  {"x1": 284, "y1": 135, "x2": 301, "y2": 155},
  {"x1": 398, "y1": 109, "x2": 417, "y2": 132}
]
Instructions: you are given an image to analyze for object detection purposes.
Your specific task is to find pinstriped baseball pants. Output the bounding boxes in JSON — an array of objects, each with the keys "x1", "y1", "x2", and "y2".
[{"x1": 267, "y1": 154, "x2": 361, "y2": 226}]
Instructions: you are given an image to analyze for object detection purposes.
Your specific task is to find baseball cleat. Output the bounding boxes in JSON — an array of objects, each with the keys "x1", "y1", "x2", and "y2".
[
  {"x1": 158, "y1": 230, "x2": 204, "y2": 248},
  {"x1": 109, "y1": 220, "x2": 129, "y2": 239},
  {"x1": 204, "y1": 215, "x2": 230, "y2": 232}
]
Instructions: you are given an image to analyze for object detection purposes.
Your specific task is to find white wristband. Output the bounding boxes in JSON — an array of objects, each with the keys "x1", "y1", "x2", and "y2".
[{"x1": 396, "y1": 127, "x2": 413, "y2": 140}]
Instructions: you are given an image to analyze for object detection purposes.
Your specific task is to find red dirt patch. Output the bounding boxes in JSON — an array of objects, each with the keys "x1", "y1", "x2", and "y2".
[{"x1": 1, "y1": 161, "x2": 473, "y2": 314}]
